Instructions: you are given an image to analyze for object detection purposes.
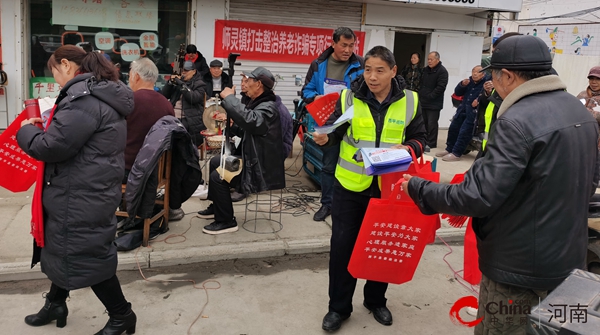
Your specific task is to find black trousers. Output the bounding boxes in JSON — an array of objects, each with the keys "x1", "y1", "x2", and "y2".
[
  {"x1": 46, "y1": 275, "x2": 130, "y2": 316},
  {"x1": 207, "y1": 155, "x2": 241, "y2": 222},
  {"x1": 422, "y1": 108, "x2": 441, "y2": 148},
  {"x1": 328, "y1": 183, "x2": 388, "y2": 316}
]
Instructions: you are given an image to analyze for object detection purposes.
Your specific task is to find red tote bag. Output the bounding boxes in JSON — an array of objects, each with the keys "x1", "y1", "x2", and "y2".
[
  {"x1": 348, "y1": 180, "x2": 439, "y2": 285},
  {"x1": 463, "y1": 218, "x2": 482, "y2": 285},
  {"x1": 0, "y1": 110, "x2": 39, "y2": 192},
  {"x1": 380, "y1": 147, "x2": 441, "y2": 243}
]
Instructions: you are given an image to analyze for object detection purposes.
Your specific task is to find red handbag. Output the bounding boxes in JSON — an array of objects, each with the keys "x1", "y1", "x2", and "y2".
[
  {"x1": 380, "y1": 146, "x2": 441, "y2": 243},
  {"x1": 348, "y1": 179, "x2": 439, "y2": 285},
  {"x1": 463, "y1": 218, "x2": 481, "y2": 285},
  {"x1": 0, "y1": 110, "x2": 39, "y2": 192}
]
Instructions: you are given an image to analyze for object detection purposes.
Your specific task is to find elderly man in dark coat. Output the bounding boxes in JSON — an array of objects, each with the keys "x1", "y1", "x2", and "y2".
[{"x1": 197, "y1": 67, "x2": 285, "y2": 234}]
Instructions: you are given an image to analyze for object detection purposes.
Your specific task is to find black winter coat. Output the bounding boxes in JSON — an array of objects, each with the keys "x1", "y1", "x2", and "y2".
[
  {"x1": 162, "y1": 72, "x2": 206, "y2": 145},
  {"x1": 203, "y1": 72, "x2": 232, "y2": 98},
  {"x1": 418, "y1": 62, "x2": 449, "y2": 110},
  {"x1": 125, "y1": 116, "x2": 202, "y2": 219},
  {"x1": 409, "y1": 75, "x2": 600, "y2": 290},
  {"x1": 17, "y1": 73, "x2": 133, "y2": 290},
  {"x1": 221, "y1": 91, "x2": 285, "y2": 194}
]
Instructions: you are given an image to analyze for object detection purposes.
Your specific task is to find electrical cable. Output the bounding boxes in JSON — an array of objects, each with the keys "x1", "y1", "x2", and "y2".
[
  {"x1": 133, "y1": 216, "x2": 221, "y2": 335},
  {"x1": 437, "y1": 234, "x2": 479, "y2": 297}
]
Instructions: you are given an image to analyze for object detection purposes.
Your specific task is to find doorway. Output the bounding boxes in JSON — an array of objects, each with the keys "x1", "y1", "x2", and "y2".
[{"x1": 393, "y1": 32, "x2": 428, "y2": 70}]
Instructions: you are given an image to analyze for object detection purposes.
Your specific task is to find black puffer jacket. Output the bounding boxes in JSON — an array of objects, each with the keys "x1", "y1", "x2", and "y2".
[
  {"x1": 162, "y1": 72, "x2": 206, "y2": 145},
  {"x1": 408, "y1": 75, "x2": 600, "y2": 291},
  {"x1": 17, "y1": 73, "x2": 133, "y2": 290},
  {"x1": 418, "y1": 61, "x2": 449, "y2": 110},
  {"x1": 221, "y1": 91, "x2": 285, "y2": 194}
]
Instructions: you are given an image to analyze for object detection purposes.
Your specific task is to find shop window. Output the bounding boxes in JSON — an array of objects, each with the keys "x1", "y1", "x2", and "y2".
[{"x1": 29, "y1": 0, "x2": 190, "y2": 97}]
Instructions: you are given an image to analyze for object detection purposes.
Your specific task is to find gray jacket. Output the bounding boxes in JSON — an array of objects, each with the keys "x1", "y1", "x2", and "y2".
[
  {"x1": 409, "y1": 75, "x2": 600, "y2": 290},
  {"x1": 17, "y1": 73, "x2": 133, "y2": 290}
]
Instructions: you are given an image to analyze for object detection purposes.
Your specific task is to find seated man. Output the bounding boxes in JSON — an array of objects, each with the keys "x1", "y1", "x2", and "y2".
[
  {"x1": 197, "y1": 67, "x2": 286, "y2": 234},
  {"x1": 203, "y1": 59, "x2": 232, "y2": 98},
  {"x1": 162, "y1": 61, "x2": 207, "y2": 147},
  {"x1": 125, "y1": 57, "x2": 179, "y2": 220},
  {"x1": 435, "y1": 65, "x2": 487, "y2": 161}
]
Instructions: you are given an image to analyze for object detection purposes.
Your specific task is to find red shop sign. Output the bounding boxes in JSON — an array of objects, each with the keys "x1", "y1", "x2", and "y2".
[{"x1": 214, "y1": 19, "x2": 366, "y2": 64}]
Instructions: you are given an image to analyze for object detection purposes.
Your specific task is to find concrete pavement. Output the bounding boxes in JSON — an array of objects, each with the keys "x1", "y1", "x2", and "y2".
[
  {"x1": 0, "y1": 130, "x2": 476, "y2": 282},
  {"x1": 0, "y1": 247, "x2": 475, "y2": 335}
]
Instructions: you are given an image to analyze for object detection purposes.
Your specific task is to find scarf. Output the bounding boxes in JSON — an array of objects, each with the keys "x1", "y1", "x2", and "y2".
[{"x1": 31, "y1": 105, "x2": 57, "y2": 247}]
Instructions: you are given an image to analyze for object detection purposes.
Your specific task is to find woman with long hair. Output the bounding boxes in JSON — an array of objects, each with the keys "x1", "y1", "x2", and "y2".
[
  {"x1": 400, "y1": 52, "x2": 423, "y2": 91},
  {"x1": 17, "y1": 45, "x2": 136, "y2": 334}
]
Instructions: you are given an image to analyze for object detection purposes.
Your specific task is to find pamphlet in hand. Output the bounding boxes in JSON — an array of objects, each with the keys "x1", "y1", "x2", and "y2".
[
  {"x1": 313, "y1": 106, "x2": 354, "y2": 134},
  {"x1": 357, "y1": 148, "x2": 412, "y2": 176}
]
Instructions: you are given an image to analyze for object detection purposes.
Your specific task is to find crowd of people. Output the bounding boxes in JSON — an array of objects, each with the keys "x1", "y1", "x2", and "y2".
[{"x1": 15, "y1": 25, "x2": 600, "y2": 335}]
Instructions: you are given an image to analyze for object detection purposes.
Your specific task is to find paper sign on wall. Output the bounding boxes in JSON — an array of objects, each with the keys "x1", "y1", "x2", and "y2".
[{"x1": 52, "y1": 0, "x2": 159, "y2": 31}]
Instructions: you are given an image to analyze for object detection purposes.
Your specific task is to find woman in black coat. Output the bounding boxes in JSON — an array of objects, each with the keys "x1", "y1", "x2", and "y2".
[
  {"x1": 400, "y1": 52, "x2": 423, "y2": 91},
  {"x1": 17, "y1": 45, "x2": 136, "y2": 335}
]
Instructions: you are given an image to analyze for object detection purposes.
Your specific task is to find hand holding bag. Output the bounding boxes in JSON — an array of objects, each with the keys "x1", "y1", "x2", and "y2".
[{"x1": 347, "y1": 178, "x2": 439, "y2": 285}]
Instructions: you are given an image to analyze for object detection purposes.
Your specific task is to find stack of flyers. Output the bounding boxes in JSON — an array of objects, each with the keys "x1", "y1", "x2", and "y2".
[{"x1": 357, "y1": 148, "x2": 412, "y2": 176}]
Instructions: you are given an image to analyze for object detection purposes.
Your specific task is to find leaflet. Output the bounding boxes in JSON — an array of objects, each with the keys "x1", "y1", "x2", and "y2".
[
  {"x1": 358, "y1": 148, "x2": 413, "y2": 176},
  {"x1": 313, "y1": 105, "x2": 354, "y2": 134}
]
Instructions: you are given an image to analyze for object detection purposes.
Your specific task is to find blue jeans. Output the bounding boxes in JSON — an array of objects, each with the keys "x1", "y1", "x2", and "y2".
[
  {"x1": 445, "y1": 107, "x2": 476, "y2": 157},
  {"x1": 320, "y1": 145, "x2": 340, "y2": 208}
]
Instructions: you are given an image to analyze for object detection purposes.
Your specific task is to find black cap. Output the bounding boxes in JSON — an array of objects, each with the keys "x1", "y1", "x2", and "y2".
[
  {"x1": 242, "y1": 66, "x2": 275, "y2": 90},
  {"x1": 210, "y1": 60, "x2": 223, "y2": 68},
  {"x1": 481, "y1": 35, "x2": 552, "y2": 72}
]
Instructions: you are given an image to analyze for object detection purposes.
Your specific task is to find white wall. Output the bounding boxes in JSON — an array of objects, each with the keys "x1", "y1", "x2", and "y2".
[
  {"x1": 1, "y1": 0, "x2": 24, "y2": 125},
  {"x1": 365, "y1": 4, "x2": 488, "y2": 33},
  {"x1": 553, "y1": 54, "x2": 600, "y2": 96},
  {"x1": 363, "y1": 26, "x2": 396, "y2": 56},
  {"x1": 430, "y1": 32, "x2": 484, "y2": 128},
  {"x1": 193, "y1": 0, "x2": 225, "y2": 64}
]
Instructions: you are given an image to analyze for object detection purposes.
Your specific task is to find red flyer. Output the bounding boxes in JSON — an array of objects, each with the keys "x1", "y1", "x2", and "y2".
[{"x1": 305, "y1": 92, "x2": 340, "y2": 126}]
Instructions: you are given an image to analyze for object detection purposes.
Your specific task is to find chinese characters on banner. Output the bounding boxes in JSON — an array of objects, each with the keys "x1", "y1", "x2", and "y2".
[
  {"x1": 214, "y1": 20, "x2": 366, "y2": 64},
  {"x1": 52, "y1": 0, "x2": 159, "y2": 31},
  {"x1": 30, "y1": 78, "x2": 61, "y2": 99}
]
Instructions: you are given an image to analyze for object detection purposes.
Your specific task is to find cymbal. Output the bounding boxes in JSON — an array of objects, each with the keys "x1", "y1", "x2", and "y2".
[{"x1": 203, "y1": 104, "x2": 227, "y2": 135}]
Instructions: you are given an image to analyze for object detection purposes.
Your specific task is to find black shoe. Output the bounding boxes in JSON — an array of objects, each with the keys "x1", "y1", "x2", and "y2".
[
  {"x1": 363, "y1": 301, "x2": 393, "y2": 326},
  {"x1": 313, "y1": 205, "x2": 331, "y2": 221},
  {"x1": 231, "y1": 191, "x2": 246, "y2": 202},
  {"x1": 322, "y1": 311, "x2": 350, "y2": 332},
  {"x1": 149, "y1": 226, "x2": 169, "y2": 240},
  {"x1": 94, "y1": 308, "x2": 136, "y2": 335},
  {"x1": 168, "y1": 208, "x2": 184, "y2": 221},
  {"x1": 24, "y1": 298, "x2": 68, "y2": 328},
  {"x1": 196, "y1": 204, "x2": 215, "y2": 219},
  {"x1": 202, "y1": 218, "x2": 238, "y2": 235},
  {"x1": 424, "y1": 145, "x2": 431, "y2": 153}
]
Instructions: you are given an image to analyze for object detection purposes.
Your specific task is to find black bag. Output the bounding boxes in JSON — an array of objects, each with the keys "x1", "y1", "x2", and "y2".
[{"x1": 114, "y1": 230, "x2": 143, "y2": 251}]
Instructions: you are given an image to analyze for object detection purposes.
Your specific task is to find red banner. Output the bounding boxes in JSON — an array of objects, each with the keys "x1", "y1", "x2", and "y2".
[{"x1": 214, "y1": 19, "x2": 366, "y2": 64}]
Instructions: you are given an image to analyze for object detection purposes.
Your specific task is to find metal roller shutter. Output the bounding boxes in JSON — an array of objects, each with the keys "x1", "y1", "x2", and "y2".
[{"x1": 227, "y1": 0, "x2": 363, "y2": 112}]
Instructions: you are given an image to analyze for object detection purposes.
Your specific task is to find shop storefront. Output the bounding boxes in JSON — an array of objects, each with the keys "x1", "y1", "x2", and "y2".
[{"x1": 1, "y1": 0, "x2": 522, "y2": 129}]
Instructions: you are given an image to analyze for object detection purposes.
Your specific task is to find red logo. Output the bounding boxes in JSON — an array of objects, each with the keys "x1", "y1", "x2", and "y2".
[{"x1": 449, "y1": 296, "x2": 484, "y2": 327}]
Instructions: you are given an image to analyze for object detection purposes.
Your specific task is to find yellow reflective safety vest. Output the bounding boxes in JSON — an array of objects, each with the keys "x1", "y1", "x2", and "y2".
[
  {"x1": 482, "y1": 98, "x2": 496, "y2": 151},
  {"x1": 335, "y1": 89, "x2": 418, "y2": 192}
]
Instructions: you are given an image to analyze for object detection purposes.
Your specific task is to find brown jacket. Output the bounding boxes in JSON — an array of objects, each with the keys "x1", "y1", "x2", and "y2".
[{"x1": 577, "y1": 87, "x2": 600, "y2": 124}]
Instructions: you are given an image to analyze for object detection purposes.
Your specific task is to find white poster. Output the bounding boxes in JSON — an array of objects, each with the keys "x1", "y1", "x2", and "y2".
[{"x1": 52, "y1": 0, "x2": 158, "y2": 31}]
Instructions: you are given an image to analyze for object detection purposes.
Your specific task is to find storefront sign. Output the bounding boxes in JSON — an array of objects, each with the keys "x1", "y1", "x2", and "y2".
[
  {"x1": 214, "y1": 20, "x2": 366, "y2": 64},
  {"x1": 52, "y1": 0, "x2": 158, "y2": 31},
  {"x1": 30, "y1": 78, "x2": 60, "y2": 99}
]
